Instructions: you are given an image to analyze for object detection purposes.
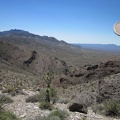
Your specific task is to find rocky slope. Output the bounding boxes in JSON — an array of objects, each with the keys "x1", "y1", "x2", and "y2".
[
  {"x1": 3, "y1": 89, "x2": 119, "y2": 120},
  {"x1": 0, "y1": 29, "x2": 120, "y2": 120},
  {"x1": 0, "y1": 29, "x2": 120, "y2": 75}
]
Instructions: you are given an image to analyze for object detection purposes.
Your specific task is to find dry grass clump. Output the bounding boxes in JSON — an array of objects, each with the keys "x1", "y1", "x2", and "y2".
[
  {"x1": 103, "y1": 100, "x2": 120, "y2": 117},
  {"x1": 26, "y1": 89, "x2": 46, "y2": 103},
  {"x1": 92, "y1": 100, "x2": 120, "y2": 117},
  {"x1": 0, "y1": 94, "x2": 13, "y2": 110},
  {"x1": 0, "y1": 110, "x2": 20, "y2": 120},
  {"x1": 26, "y1": 88, "x2": 58, "y2": 103},
  {"x1": 39, "y1": 101, "x2": 53, "y2": 110},
  {"x1": 0, "y1": 94, "x2": 13, "y2": 104}
]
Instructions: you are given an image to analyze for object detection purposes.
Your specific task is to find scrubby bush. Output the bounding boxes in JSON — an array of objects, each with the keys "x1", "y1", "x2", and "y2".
[
  {"x1": 48, "y1": 110, "x2": 68, "y2": 120},
  {"x1": 0, "y1": 95, "x2": 13, "y2": 110},
  {"x1": 2, "y1": 85, "x2": 14, "y2": 94},
  {"x1": 40, "y1": 101, "x2": 53, "y2": 110},
  {"x1": 82, "y1": 117, "x2": 87, "y2": 120},
  {"x1": 92, "y1": 100, "x2": 120, "y2": 117},
  {"x1": 2, "y1": 85, "x2": 22, "y2": 96},
  {"x1": 103, "y1": 100, "x2": 120, "y2": 116},
  {"x1": 26, "y1": 88, "x2": 57, "y2": 104},
  {"x1": 0, "y1": 95, "x2": 13, "y2": 104},
  {"x1": 0, "y1": 110, "x2": 20, "y2": 120},
  {"x1": 26, "y1": 91, "x2": 45, "y2": 103},
  {"x1": 91, "y1": 103, "x2": 104, "y2": 114}
]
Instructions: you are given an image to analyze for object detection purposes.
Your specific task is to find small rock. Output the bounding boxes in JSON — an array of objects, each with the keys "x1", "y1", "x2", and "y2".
[
  {"x1": 34, "y1": 106, "x2": 39, "y2": 110},
  {"x1": 20, "y1": 113, "x2": 26, "y2": 118}
]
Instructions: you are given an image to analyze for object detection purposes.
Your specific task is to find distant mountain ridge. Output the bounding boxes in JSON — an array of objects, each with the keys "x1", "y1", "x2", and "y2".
[
  {"x1": 73, "y1": 44, "x2": 120, "y2": 52},
  {"x1": 0, "y1": 29, "x2": 81, "y2": 75},
  {"x1": 1, "y1": 29, "x2": 120, "y2": 75},
  {"x1": 0, "y1": 29, "x2": 69, "y2": 46}
]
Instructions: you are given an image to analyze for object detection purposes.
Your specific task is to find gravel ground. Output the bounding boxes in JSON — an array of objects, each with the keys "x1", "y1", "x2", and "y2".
[{"x1": 3, "y1": 90, "x2": 120, "y2": 120}]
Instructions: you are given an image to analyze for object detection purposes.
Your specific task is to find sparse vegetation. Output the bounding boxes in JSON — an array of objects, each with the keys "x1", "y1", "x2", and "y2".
[
  {"x1": 48, "y1": 110, "x2": 68, "y2": 120},
  {"x1": 26, "y1": 88, "x2": 57, "y2": 104},
  {"x1": 82, "y1": 117, "x2": 87, "y2": 120},
  {"x1": 0, "y1": 94, "x2": 13, "y2": 104},
  {"x1": 103, "y1": 100, "x2": 120, "y2": 117},
  {"x1": 2, "y1": 85, "x2": 22, "y2": 96},
  {"x1": 2, "y1": 85, "x2": 14, "y2": 94},
  {"x1": 26, "y1": 94, "x2": 42, "y2": 103},
  {"x1": 0, "y1": 110, "x2": 20, "y2": 120},
  {"x1": 92, "y1": 100, "x2": 120, "y2": 117},
  {"x1": 26, "y1": 90, "x2": 46, "y2": 103},
  {"x1": 34, "y1": 110, "x2": 68, "y2": 120},
  {"x1": 0, "y1": 94, "x2": 13, "y2": 110},
  {"x1": 39, "y1": 101, "x2": 53, "y2": 110}
]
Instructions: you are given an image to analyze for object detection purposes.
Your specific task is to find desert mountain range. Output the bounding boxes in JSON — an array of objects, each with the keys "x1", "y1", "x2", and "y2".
[{"x1": 0, "y1": 30, "x2": 120, "y2": 119}]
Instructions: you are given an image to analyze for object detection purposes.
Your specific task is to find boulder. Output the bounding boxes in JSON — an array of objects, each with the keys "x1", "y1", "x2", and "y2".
[{"x1": 69, "y1": 103, "x2": 87, "y2": 114}]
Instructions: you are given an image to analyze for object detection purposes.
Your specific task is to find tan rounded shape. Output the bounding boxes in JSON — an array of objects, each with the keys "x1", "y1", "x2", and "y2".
[{"x1": 113, "y1": 22, "x2": 120, "y2": 36}]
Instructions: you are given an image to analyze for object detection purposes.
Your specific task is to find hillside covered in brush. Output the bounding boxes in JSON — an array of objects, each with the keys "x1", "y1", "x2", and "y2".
[
  {"x1": 0, "y1": 29, "x2": 120, "y2": 75},
  {"x1": 0, "y1": 29, "x2": 120, "y2": 120}
]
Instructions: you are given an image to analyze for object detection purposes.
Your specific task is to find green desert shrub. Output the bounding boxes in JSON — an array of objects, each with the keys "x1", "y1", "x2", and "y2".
[
  {"x1": 0, "y1": 110, "x2": 20, "y2": 120},
  {"x1": 82, "y1": 117, "x2": 87, "y2": 120},
  {"x1": 48, "y1": 110, "x2": 68, "y2": 120},
  {"x1": 26, "y1": 93, "x2": 45, "y2": 103},
  {"x1": 26, "y1": 89, "x2": 46, "y2": 103},
  {"x1": 26, "y1": 88, "x2": 57, "y2": 103},
  {"x1": 0, "y1": 95, "x2": 13, "y2": 110},
  {"x1": 0, "y1": 95, "x2": 13, "y2": 104},
  {"x1": 40, "y1": 101, "x2": 53, "y2": 110},
  {"x1": 2, "y1": 85, "x2": 22, "y2": 96},
  {"x1": 91, "y1": 103, "x2": 104, "y2": 114},
  {"x1": 26, "y1": 94, "x2": 39, "y2": 103},
  {"x1": 103, "y1": 100, "x2": 120, "y2": 116},
  {"x1": 2, "y1": 85, "x2": 14, "y2": 94}
]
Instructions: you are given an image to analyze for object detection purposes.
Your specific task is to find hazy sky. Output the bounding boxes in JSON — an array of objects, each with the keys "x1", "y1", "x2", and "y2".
[{"x1": 0, "y1": 0, "x2": 120, "y2": 45}]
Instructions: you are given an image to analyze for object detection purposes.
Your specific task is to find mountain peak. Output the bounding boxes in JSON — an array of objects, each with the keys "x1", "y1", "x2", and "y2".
[
  {"x1": 0, "y1": 29, "x2": 70, "y2": 47},
  {"x1": 2, "y1": 29, "x2": 29, "y2": 33}
]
